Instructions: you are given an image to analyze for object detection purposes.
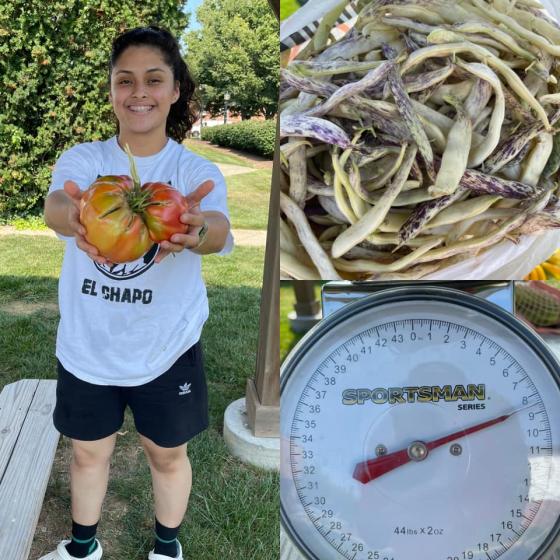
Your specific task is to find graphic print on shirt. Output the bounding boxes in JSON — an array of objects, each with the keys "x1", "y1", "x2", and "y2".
[{"x1": 94, "y1": 242, "x2": 160, "y2": 280}]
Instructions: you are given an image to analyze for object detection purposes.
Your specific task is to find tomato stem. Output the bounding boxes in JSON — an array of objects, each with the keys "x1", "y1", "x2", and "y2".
[
  {"x1": 123, "y1": 143, "x2": 151, "y2": 216},
  {"x1": 124, "y1": 143, "x2": 142, "y2": 190}
]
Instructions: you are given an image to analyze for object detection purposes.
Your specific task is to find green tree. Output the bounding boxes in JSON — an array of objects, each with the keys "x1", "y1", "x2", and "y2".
[
  {"x1": 185, "y1": 0, "x2": 278, "y2": 120},
  {"x1": 0, "y1": 0, "x2": 188, "y2": 217}
]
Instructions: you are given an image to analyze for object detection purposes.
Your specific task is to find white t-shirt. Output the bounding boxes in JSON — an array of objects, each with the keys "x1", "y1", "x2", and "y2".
[{"x1": 48, "y1": 136, "x2": 233, "y2": 386}]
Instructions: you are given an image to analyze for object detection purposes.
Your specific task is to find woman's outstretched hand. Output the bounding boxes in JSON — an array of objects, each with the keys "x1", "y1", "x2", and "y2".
[
  {"x1": 155, "y1": 180, "x2": 215, "y2": 263},
  {"x1": 63, "y1": 180, "x2": 110, "y2": 265}
]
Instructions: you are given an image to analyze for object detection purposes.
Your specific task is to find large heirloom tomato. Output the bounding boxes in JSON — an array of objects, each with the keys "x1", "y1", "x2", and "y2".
[
  {"x1": 79, "y1": 144, "x2": 189, "y2": 263},
  {"x1": 142, "y1": 182, "x2": 190, "y2": 243}
]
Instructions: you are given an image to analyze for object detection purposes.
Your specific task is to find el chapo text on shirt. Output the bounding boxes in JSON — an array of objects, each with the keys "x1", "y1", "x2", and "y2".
[{"x1": 81, "y1": 278, "x2": 153, "y2": 304}]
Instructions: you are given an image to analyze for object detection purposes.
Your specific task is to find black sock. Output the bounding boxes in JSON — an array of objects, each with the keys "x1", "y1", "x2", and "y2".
[
  {"x1": 65, "y1": 520, "x2": 98, "y2": 558},
  {"x1": 154, "y1": 518, "x2": 180, "y2": 558}
]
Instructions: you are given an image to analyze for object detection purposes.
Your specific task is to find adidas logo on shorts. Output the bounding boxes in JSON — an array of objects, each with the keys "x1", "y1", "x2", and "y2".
[{"x1": 178, "y1": 382, "x2": 192, "y2": 396}]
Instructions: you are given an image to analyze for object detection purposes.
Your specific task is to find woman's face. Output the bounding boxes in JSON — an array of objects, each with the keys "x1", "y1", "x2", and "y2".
[{"x1": 109, "y1": 45, "x2": 179, "y2": 140}]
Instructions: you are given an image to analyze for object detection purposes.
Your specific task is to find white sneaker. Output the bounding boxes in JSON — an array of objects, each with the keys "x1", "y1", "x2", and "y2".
[
  {"x1": 148, "y1": 541, "x2": 184, "y2": 560},
  {"x1": 38, "y1": 539, "x2": 103, "y2": 560}
]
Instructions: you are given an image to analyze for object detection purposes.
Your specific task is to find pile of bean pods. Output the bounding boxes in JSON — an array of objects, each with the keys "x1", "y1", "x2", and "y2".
[{"x1": 280, "y1": 0, "x2": 560, "y2": 280}]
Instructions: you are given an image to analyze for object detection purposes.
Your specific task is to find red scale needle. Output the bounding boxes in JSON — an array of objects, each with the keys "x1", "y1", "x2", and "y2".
[{"x1": 353, "y1": 411, "x2": 516, "y2": 484}]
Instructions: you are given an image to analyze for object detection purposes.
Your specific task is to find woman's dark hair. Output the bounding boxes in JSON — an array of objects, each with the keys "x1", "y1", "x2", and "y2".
[{"x1": 109, "y1": 25, "x2": 198, "y2": 143}]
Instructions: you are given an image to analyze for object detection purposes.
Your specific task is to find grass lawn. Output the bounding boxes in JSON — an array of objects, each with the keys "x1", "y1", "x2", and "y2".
[
  {"x1": 280, "y1": 282, "x2": 301, "y2": 363},
  {"x1": 280, "y1": 0, "x2": 301, "y2": 20},
  {"x1": 280, "y1": 282, "x2": 323, "y2": 363},
  {"x1": 227, "y1": 169, "x2": 271, "y2": 231},
  {"x1": 184, "y1": 139, "x2": 255, "y2": 168},
  {"x1": 0, "y1": 235, "x2": 278, "y2": 560}
]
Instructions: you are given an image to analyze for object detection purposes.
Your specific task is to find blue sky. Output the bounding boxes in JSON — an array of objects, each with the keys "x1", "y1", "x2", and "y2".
[{"x1": 184, "y1": 0, "x2": 204, "y2": 31}]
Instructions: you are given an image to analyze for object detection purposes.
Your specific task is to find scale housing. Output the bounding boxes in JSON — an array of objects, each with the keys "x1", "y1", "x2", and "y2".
[{"x1": 281, "y1": 282, "x2": 560, "y2": 560}]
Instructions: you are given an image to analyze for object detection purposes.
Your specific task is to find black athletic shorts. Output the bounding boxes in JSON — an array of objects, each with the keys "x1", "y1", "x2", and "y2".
[{"x1": 53, "y1": 342, "x2": 209, "y2": 448}]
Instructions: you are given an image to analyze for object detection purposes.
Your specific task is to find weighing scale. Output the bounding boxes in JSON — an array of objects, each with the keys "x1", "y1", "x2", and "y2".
[{"x1": 281, "y1": 281, "x2": 560, "y2": 560}]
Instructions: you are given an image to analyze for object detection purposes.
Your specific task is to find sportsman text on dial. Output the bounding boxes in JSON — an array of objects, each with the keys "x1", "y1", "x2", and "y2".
[{"x1": 341, "y1": 384, "x2": 486, "y2": 405}]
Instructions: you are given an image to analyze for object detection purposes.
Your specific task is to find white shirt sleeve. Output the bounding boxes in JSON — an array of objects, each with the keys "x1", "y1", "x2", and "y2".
[{"x1": 49, "y1": 144, "x2": 99, "y2": 194}]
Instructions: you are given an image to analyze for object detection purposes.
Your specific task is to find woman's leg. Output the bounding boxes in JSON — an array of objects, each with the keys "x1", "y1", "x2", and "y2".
[
  {"x1": 127, "y1": 344, "x2": 208, "y2": 556},
  {"x1": 70, "y1": 434, "x2": 117, "y2": 525},
  {"x1": 140, "y1": 435, "x2": 192, "y2": 526}
]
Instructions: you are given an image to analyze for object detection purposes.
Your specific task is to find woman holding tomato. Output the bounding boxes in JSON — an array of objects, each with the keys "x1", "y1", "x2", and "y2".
[{"x1": 42, "y1": 26, "x2": 232, "y2": 560}]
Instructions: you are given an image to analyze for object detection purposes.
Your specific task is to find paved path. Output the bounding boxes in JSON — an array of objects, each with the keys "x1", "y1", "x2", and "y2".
[
  {"x1": 185, "y1": 139, "x2": 273, "y2": 170},
  {"x1": 0, "y1": 226, "x2": 266, "y2": 247},
  {"x1": 232, "y1": 229, "x2": 267, "y2": 247},
  {"x1": 217, "y1": 163, "x2": 257, "y2": 177}
]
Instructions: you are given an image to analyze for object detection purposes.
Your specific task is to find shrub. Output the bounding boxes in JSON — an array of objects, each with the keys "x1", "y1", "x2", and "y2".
[
  {"x1": 0, "y1": 1, "x2": 187, "y2": 218},
  {"x1": 201, "y1": 120, "x2": 275, "y2": 158}
]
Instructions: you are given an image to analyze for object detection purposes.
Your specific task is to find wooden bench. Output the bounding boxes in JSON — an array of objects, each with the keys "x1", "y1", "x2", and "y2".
[{"x1": 0, "y1": 379, "x2": 59, "y2": 560}]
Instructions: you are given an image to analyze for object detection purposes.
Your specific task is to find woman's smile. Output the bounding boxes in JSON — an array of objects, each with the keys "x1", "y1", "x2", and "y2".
[{"x1": 127, "y1": 104, "x2": 155, "y2": 114}]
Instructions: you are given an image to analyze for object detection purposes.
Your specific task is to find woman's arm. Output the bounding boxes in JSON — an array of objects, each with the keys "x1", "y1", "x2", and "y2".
[
  {"x1": 43, "y1": 181, "x2": 109, "y2": 264},
  {"x1": 44, "y1": 189, "x2": 78, "y2": 237},
  {"x1": 190, "y1": 211, "x2": 231, "y2": 255}
]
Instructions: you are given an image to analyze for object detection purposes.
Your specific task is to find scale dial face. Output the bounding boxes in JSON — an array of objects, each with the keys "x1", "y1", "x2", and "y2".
[{"x1": 281, "y1": 287, "x2": 560, "y2": 560}]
